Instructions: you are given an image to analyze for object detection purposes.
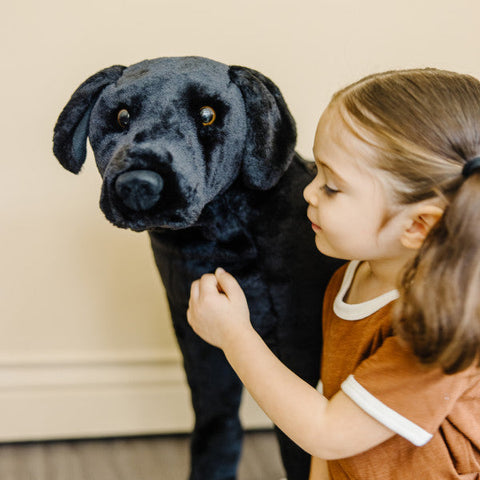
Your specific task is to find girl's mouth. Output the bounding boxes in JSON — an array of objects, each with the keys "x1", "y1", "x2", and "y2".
[{"x1": 307, "y1": 211, "x2": 321, "y2": 232}]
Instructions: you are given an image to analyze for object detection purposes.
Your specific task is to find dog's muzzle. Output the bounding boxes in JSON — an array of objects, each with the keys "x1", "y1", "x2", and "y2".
[{"x1": 115, "y1": 170, "x2": 164, "y2": 211}]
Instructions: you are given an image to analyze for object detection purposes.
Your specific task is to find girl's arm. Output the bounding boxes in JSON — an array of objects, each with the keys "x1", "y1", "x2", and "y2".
[{"x1": 187, "y1": 269, "x2": 394, "y2": 460}]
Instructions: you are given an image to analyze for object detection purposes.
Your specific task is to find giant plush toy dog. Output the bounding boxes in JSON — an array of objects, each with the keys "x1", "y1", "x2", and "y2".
[{"x1": 53, "y1": 56, "x2": 342, "y2": 480}]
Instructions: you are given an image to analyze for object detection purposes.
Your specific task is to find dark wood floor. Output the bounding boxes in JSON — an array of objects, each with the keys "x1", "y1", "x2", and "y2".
[{"x1": 0, "y1": 430, "x2": 286, "y2": 480}]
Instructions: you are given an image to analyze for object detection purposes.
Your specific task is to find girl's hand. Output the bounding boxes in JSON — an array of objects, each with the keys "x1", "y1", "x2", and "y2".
[{"x1": 187, "y1": 268, "x2": 252, "y2": 349}]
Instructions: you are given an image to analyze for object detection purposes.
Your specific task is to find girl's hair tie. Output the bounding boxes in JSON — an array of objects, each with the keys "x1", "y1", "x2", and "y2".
[{"x1": 462, "y1": 157, "x2": 480, "y2": 178}]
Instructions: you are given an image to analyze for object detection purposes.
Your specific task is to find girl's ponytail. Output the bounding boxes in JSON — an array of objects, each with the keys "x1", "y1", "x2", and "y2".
[{"x1": 394, "y1": 161, "x2": 480, "y2": 374}]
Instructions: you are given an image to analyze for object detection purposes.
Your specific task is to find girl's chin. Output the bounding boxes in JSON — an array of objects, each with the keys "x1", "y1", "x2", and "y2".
[{"x1": 314, "y1": 236, "x2": 340, "y2": 259}]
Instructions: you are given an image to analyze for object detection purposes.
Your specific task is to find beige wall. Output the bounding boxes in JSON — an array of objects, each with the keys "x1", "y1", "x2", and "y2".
[{"x1": 1, "y1": 0, "x2": 480, "y2": 439}]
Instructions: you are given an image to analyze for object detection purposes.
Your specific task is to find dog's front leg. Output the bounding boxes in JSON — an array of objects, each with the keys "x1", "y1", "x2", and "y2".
[{"x1": 170, "y1": 302, "x2": 244, "y2": 480}]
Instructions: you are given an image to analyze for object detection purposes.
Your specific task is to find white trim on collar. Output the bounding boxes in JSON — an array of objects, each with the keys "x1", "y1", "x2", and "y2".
[{"x1": 333, "y1": 261, "x2": 399, "y2": 321}]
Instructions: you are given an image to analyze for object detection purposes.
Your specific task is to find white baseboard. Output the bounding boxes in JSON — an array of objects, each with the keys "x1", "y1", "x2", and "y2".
[{"x1": 0, "y1": 350, "x2": 271, "y2": 442}]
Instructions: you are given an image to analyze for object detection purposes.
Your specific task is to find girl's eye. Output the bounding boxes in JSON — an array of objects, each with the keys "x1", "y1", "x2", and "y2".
[
  {"x1": 320, "y1": 184, "x2": 339, "y2": 196},
  {"x1": 199, "y1": 106, "x2": 216, "y2": 126},
  {"x1": 117, "y1": 109, "x2": 130, "y2": 129}
]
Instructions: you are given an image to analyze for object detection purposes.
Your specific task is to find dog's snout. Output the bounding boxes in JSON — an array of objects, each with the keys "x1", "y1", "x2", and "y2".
[{"x1": 115, "y1": 170, "x2": 164, "y2": 211}]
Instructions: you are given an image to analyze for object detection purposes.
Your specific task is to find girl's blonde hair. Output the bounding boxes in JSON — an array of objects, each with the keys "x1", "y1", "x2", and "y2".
[{"x1": 331, "y1": 68, "x2": 480, "y2": 374}]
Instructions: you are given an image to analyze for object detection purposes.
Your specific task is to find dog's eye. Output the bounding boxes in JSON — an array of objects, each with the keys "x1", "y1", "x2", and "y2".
[
  {"x1": 117, "y1": 109, "x2": 130, "y2": 129},
  {"x1": 199, "y1": 106, "x2": 216, "y2": 126}
]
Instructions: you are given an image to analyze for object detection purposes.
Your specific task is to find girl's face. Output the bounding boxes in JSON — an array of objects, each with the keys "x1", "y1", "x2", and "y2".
[{"x1": 304, "y1": 106, "x2": 409, "y2": 262}]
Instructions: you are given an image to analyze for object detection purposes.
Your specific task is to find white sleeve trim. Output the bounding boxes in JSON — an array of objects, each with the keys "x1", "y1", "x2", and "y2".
[{"x1": 341, "y1": 375, "x2": 433, "y2": 447}]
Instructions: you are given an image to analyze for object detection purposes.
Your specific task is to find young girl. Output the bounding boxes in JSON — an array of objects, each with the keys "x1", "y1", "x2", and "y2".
[{"x1": 187, "y1": 68, "x2": 480, "y2": 479}]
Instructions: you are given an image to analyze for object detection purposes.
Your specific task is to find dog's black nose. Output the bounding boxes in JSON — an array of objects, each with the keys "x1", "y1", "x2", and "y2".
[{"x1": 115, "y1": 170, "x2": 164, "y2": 211}]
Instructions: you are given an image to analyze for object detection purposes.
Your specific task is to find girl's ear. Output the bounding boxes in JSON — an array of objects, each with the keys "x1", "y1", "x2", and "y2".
[{"x1": 401, "y1": 204, "x2": 444, "y2": 250}]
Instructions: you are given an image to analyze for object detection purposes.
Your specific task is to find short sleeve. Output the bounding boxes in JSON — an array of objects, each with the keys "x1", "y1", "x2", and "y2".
[{"x1": 341, "y1": 336, "x2": 478, "y2": 446}]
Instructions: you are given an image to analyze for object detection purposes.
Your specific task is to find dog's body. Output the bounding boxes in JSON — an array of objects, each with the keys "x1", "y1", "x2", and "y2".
[{"x1": 53, "y1": 57, "x2": 342, "y2": 480}]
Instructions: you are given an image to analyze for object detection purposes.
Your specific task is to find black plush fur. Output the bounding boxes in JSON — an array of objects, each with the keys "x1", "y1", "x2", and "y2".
[{"x1": 53, "y1": 56, "x2": 342, "y2": 480}]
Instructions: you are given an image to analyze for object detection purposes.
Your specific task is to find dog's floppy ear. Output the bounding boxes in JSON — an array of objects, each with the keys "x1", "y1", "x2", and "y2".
[
  {"x1": 53, "y1": 65, "x2": 126, "y2": 174},
  {"x1": 228, "y1": 66, "x2": 297, "y2": 189}
]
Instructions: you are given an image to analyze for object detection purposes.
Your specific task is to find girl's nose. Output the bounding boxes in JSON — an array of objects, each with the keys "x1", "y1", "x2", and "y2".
[{"x1": 303, "y1": 179, "x2": 318, "y2": 206}]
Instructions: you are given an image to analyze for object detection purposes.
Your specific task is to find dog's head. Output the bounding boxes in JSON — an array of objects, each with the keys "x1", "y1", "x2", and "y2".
[{"x1": 53, "y1": 57, "x2": 297, "y2": 231}]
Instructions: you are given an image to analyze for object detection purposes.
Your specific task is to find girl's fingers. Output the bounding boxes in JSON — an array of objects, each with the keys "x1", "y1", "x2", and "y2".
[
  {"x1": 190, "y1": 280, "x2": 200, "y2": 301},
  {"x1": 215, "y1": 268, "x2": 245, "y2": 303},
  {"x1": 198, "y1": 273, "x2": 220, "y2": 298},
  {"x1": 190, "y1": 270, "x2": 245, "y2": 312}
]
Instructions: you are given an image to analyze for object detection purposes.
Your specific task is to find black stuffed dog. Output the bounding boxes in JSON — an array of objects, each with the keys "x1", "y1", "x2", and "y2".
[{"x1": 53, "y1": 56, "x2": 342, "y2": 480}]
